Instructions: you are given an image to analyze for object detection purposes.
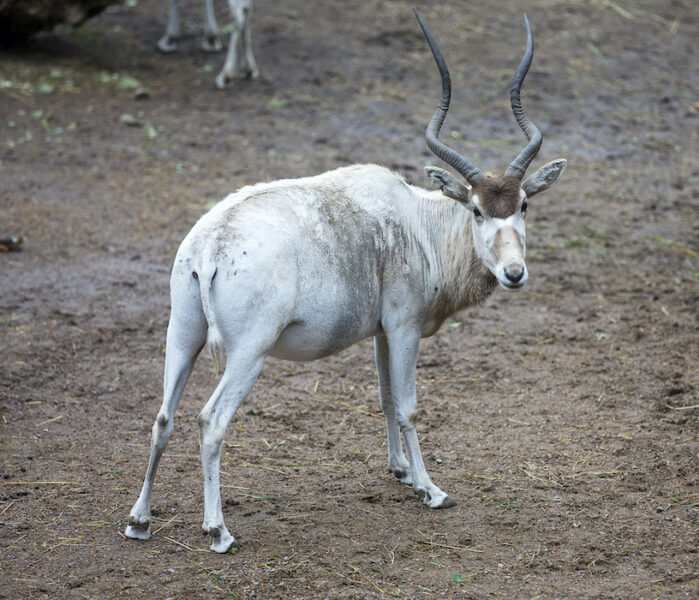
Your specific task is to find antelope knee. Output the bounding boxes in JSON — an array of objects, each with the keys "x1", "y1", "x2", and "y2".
[
  {"x1": 198, "y1": 410, "x2": 226, "y2": 446},
  {"x1": 152, "y1": 413, "x2": 171, "y2": 438},
  {"x1": 397, "y1": 410, "x2": 418, "y2": 430},
  {"x1": 197, "y1": 409, "x2": 211, "y2": 432}
]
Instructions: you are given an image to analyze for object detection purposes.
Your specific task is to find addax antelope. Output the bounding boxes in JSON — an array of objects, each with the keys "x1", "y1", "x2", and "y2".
[{"x1": 125, "y1": 9, "x2": 566, "y2": 553}]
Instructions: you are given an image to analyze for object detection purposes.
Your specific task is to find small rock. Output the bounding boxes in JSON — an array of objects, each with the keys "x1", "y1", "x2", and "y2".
[
  {"x1": 134, "y1": 87, "x2": 150, "y2": 100},
  {"x1": 119, "y1": 113, "x2": 140, "y2": 127}
]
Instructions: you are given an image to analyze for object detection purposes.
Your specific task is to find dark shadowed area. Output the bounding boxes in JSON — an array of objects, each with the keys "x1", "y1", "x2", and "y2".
[
  {"x1": 1, "y1": 0, "x2": 696, "y2": 598},
  {"x1": 0, "y1": 0, "x2": 120, "y2": 41}
]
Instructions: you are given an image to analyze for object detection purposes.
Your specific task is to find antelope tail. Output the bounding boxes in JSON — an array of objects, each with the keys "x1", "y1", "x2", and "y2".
[{"x1": 197, "y1": 261, "x2": 225, "y2": 372}]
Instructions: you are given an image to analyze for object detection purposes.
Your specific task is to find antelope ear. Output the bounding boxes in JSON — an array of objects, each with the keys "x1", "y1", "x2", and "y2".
[
  {"x1": 522, "y1": 159, "x2": 567, "y2": 197},
  {"x1": 424, "y1": 166, "x2": 472, "y2": 205}
]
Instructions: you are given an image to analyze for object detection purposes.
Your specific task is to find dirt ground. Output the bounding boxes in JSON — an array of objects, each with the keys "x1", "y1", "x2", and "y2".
[{"x1": 1, "y1": 0, "x2": 697, "y2": 598}]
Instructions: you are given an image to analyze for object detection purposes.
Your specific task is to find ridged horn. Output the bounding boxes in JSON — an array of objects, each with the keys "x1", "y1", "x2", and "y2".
[
  {"x1": 414, "y1": 8, "x2": 484, "y2": 186},
  {"x1": 505, "y1": 14, "x2": 543, "y2": 180}
]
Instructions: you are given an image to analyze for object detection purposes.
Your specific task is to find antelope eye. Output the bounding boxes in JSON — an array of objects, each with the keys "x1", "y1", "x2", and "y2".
[
  {"x1": 521, "y1": 201, "x2": 528, "y2": 213},
  {"x1": 473, "y1": 207, "x2": 482, "y2": 218}
]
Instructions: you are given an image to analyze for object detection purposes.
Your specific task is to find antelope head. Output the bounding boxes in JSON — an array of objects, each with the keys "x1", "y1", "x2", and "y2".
[{"x1": 415, "y1": 9, "x2": 566, "y2": 290}]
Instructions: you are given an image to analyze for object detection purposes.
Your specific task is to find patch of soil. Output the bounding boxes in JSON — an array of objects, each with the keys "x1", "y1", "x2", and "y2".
[{"x1": 1, "y1": 0, "x2": 696, "y2": 598}]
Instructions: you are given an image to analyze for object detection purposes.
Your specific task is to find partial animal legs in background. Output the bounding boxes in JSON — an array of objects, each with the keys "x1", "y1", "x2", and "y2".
[
  {"x1": 202, "y1": 0, "x2": 223, "y2": 52},
  {"x1": 157, "y1": 0, "x2": 182, "y2": 53},
  {"x1": 215, "y1": 0, "x2": 258, "y2": 89},
  {"x1": 158, "y1": 0, "x2": 223, "y2": 53},
  {"x1": 240, "y1": 4, "x2": 259, "y2": 79}
]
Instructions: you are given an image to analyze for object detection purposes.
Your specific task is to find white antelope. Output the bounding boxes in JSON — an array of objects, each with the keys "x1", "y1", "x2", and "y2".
[
  {"x1": 125, "y1": 10, "x2": 566, "y2": 553},
  {"x1": 157, "y1": 0, "x2": 258, "y2": 89}
]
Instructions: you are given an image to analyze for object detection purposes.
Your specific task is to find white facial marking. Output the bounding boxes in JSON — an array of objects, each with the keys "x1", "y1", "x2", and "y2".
[{"x1": 471, "y1": 193, "x2": 528, "y2": 290}]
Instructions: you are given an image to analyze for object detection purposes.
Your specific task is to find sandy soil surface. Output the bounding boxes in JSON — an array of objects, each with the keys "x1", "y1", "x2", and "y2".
[{"x1": 1, "y1": 0, "x2": 697, "y2": 598}]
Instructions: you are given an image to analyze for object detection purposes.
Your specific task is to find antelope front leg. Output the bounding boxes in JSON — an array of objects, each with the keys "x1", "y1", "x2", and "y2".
[
  {"x1": 386, "y1": 327, "x2": 456, "y2": 509},
  {"x1": 374, "y1": 335, "x2": 411, "y2": 484}
]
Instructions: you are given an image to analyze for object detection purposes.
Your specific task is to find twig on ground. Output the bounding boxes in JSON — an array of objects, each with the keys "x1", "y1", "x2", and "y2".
[
  {"x1": 417, "y1": 539, "x2": 484, "y2": 553},
  {"x1": 338, "y1": 400, "x2": 383, "y2": 419},
  {"x1": 151, "y1": 513, "x2": 180, "y2": 536},
  {"x1": 563, "y1": 464, "x2": 627, "y2": 479},
  {"x1": 665, "y1": 403, "x2": 699, "y2": 411},
  {"x1": 355, "y1": 505, "x2": 387, "y2": 520},
  {"x1": 42, "y1": 537, "x2": 82, "y2": 553},
  {"x1": 164, "y1": 536, "x2": 207, "y2": 553},
  {"x1": 346, "y1": 563, "x2": 401, "y2": 597},
  {"x1": 241, "y1": 462, "x2": 288, "y2": 476},
  {"x1": 520, "y1": 467, "x2": 563, "y2": 487},
  {"x1": 4, "y1": 481, "x2": 80, "y2": 486}
]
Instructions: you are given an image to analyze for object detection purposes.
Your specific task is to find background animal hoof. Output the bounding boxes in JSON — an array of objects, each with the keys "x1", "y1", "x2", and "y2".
[
  {"x1": 157, "y1": 37, "x2": 178, "y2": 53},
  {"x1": 202, "y1": 36, "x2": 223, "y2": 53},
  {"x1": 215, "y1": 73, "x2": 232, "y2": 90}
]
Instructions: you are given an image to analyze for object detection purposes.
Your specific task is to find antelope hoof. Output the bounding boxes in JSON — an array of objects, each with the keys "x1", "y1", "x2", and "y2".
[
  {"x1": 416, "y1": 488, "x2": 456, "y2": 509},
  {"x1": 430, "y1": 495, "x2": 457, "y2": 509},
  {"x1": 211, "y1": 535, "x2": 240, "y2": 554},
  {"x1": 206, "y1": 527, "x2": 239, "y2": 554},
  {"x1": 125, "y1": 521, "x2": 151, "y2": 540},
  {"x1": 157, "y1": 36, "x2": 178, "y2": 53}
]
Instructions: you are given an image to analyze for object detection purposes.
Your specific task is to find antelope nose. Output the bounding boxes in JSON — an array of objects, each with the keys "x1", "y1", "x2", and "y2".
[{"x1": 505, "y1": 266, "x2": 524, "y2": 283}]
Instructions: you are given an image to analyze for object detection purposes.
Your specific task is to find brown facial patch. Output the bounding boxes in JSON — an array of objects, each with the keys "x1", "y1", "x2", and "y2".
[
  {"x1": 494, "y1": 225, "x2": 524, "y2": 258},
  {"x1": 473, "y1": 176, "x2": 521, "y2": 218}
]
